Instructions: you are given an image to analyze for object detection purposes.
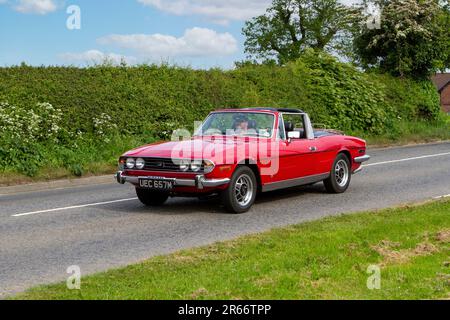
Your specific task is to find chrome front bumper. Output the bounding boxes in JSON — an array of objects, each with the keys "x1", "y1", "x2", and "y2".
[
  {"x1": 353, "y1": 154, "x2": 370, "y2": 174},
  {"x1": 115, "y1": 171, "x2": 230, "y2": 190},
  {"x1": 354, "y1": 155, "x2": 371, "y2": 164}
]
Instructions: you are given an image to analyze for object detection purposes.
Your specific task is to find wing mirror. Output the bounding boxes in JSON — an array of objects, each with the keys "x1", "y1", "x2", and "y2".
[{"x1": 287, "y1": 131, "x2": 300, "y2": 142}]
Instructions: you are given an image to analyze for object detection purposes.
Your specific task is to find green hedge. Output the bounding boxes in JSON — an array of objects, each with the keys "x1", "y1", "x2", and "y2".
[
  {"x1": 0, "y1": 50, "x2": 444, "y2": 176},
  {"x1": 0, "y1": 50, "x2": 442, "y2": 137}
]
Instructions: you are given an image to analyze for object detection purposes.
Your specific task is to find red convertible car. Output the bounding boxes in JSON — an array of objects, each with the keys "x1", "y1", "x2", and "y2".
[{"x1": 116, "y1": 108, "x2": 370, "y2": 213}]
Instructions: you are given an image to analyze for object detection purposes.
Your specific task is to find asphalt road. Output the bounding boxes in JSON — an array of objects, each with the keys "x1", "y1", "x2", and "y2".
[{"x1": 1, "y1": 142, "x2": 449, "y2": 297}]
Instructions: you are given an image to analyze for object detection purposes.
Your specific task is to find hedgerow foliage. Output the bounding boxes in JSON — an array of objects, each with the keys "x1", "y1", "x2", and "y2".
[{"x1": 0, "y1": 50, "x2": 442, "y2": 176}]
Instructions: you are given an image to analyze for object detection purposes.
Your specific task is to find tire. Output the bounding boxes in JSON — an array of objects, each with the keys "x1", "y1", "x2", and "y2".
[
  {"x1": 136, "y1": 188, "x2": 169, "y2": 206},
  {"x1": 220, "y1": 166, "x2": 257, "y2": 214},
  {"x1": 324, "y1": 153, "x2": 351, "y2": 194}
]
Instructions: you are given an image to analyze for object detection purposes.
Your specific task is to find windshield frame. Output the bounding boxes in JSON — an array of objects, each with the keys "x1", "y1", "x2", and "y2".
[{"x1": 195, "y1": 111, "x2": 277, "y2": 140}]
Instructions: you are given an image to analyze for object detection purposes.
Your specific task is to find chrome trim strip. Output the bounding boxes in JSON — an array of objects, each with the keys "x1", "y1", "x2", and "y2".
[
  {"x1": 177, "y1": 179, "x2": 196, "y2": 187},
  {"x1": 354, "y1": 155, "x2": 371, "y2": 163},
  {"x1": 278, "y1": 113, "x2": 286, "y2": 141},
  {"x1": 262, "y1": 172, "x2": 330, "y2": 192}
]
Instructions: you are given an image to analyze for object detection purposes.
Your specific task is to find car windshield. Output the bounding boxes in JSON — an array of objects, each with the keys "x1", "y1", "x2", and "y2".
[{"x1": 196, "y1": 112, "x2": 275, "y2": 138}]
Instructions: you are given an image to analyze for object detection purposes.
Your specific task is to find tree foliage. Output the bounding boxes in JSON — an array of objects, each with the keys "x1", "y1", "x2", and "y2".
[
  {"x1": 242, "y1": 0, "x2": 359, "y2": 64},
  {"x1": 354, "y1": 0, "x2": 450, "y2": 78}
]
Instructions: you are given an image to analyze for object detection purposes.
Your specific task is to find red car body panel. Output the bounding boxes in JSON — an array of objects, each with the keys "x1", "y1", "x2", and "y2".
[{"x1": 120, "y1": 109, "x2": 367, "y2": 194}]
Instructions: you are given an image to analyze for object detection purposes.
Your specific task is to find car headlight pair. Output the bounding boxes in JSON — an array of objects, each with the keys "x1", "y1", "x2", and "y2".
[
  {"x1": 179, "y1": 160, "x2": 202, "y2": 172},
  {"x1": 125, "y1": 158, "x2": 145, "y2": 170},
  {"x1": 179, "y1": 159, "x2": 215, "y2": 173}
]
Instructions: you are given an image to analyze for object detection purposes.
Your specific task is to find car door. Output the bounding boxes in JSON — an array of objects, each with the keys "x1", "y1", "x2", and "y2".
[{"x1": 275, "y1": 113, "x2": 319, "y2": 182}]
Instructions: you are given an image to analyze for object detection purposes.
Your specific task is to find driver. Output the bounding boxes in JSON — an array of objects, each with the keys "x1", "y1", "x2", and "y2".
[{"x1": 233, "y1": 114, "x2": 249, "y2": 135}]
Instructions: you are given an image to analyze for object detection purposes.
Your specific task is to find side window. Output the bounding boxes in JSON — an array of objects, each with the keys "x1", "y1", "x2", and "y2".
[{"x1": 282, "y1": 114, "x2": 306, "y2": 139}]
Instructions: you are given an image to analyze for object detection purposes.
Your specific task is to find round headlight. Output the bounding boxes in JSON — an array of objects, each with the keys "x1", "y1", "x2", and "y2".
[
  {"x1": 126, "y1": 158, "x2": 135, "y2": 169},
  {"x1": 180, "y1": 160, "x2": 190, "y2": 172},
  {"x1": 190, "y1": 160, "x2": 202, "y2": 172},
  {"x1": 135, "y1": 158, "x2": 145, "y2": 170}
]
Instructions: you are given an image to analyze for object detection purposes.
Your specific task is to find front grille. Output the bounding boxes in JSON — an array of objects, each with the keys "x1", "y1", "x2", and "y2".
[{"x1": 143, "y1": 158, "x2": 204, "y2": 173}]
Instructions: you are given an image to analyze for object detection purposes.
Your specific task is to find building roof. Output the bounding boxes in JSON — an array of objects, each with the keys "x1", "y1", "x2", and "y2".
[{"x1": 431, "y1": 73, "x2": 450, "y2": 92}]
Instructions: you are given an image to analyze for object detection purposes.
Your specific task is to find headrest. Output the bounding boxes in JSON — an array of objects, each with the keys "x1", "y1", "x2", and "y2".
[
  {"x1": 248, "y1": 120, "x2": 257, "y2": 129},
  {"x1": 284, "y1": 121, "x2": 294, "y2": 132}
]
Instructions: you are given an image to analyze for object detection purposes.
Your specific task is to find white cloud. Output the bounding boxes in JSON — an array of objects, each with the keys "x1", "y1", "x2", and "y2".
[
  {"x1": 137, "y1": 1, "x2": 365, "y2": 24},
  {"x1": 137, "y1": 0, "x2": 270, "y2": 23},
  {"x1": 98, "y1": 27, "x2": 238, "y2": 58},
  {"x1": 59, "y1": 50, "x2": 137, "y2": 65},
  {"x1": 13, "y1": 0, "x2": 57, "y2": 14}
]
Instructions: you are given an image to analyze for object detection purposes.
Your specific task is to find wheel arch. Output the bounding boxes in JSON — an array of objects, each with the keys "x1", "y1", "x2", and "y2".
[
  {"x1": 337, "y1": 149, "x2": 352, "y2": 165},
  {"x1": 237, "y1": 159, "x2": 262, "y2": 193}
]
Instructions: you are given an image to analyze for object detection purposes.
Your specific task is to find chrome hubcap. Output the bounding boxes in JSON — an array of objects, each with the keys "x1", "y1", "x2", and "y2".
[
  {"x1": 335, "y1": 160, "x2": 349, "y2": 187},
  {"x1": 234, "y1": 174, "x2": 254, "y2": 207}
]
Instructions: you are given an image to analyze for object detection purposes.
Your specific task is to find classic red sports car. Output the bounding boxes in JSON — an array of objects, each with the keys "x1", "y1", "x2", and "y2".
[{"x1": 116, "y1": 108, "x2": 370, "y2": 213}]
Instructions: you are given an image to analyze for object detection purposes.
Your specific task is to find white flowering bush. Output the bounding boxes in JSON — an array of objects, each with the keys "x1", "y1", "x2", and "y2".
[
  {"x1": 93, "y1": 113, "x2": 118, "y2": 142},
  {"x1": 0, "y1": 101, "x2": 122, "y2": 176},
  {"x1": 0, "y1": 102, "x2": 65, "y2": 143},
  {"x1": 0, "y1": 102, "x2": 68, "y2": 175}
]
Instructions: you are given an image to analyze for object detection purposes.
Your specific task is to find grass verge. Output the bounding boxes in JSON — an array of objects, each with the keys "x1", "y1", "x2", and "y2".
[
  {"x1": 15, "y1": 200, "x2": 450, "y2": 300},
  {"x1": 362, "y1": 119, "x2": 450, "y2": 147}
]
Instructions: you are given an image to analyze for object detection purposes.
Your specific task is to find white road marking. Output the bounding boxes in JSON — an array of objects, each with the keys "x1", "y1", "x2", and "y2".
[
  {"x1": 433, "y1": 194, "x2": 450, "y2": 200},
  {"x1": 364, "y1": 151, "x2": 450, "y2": 167},
  {"x1": 10, "y1": 151, "x2": 450, "y2": 218},
  {"x1": 12, "y1": 198, "x2": 138, "y2": 217}
]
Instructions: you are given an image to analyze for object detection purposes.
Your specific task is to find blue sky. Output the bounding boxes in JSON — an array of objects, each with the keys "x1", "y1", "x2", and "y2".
[
  {"x1": 0, "y1": 0, "x2": 363, "y2": 69},
  {"x1": 0, "y1": 0, "x2": 276, "y2": 69}
]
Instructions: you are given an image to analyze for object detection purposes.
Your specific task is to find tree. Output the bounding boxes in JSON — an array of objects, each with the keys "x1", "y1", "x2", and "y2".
[
  {"x1": 242, "y1": 0, "x2": 360, "y2": 64},
  {"x1": 354, "y1": 0, "x2": 450, "y2": 78}
]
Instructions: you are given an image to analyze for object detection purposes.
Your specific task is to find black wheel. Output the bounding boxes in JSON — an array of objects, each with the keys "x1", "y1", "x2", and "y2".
[
  {"x1": 220, "y1": 166, "x2": 257, "y2": 214},
  {"x1": 324, "y1": 153, "x2": 351, "y2": 194},
  {"x1": 136, "y1": 188, "x2": 169, "y2": 206}
]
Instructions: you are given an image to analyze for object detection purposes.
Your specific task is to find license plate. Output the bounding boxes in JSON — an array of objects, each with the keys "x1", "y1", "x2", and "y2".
[{"x1": 138, "y1": 178, "x2": 174, "y2": 190}]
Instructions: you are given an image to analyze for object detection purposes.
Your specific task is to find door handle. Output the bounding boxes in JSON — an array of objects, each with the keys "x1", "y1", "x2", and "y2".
[{"x1": 309, "y1": 146, "x2": 317, "y2": 152}]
